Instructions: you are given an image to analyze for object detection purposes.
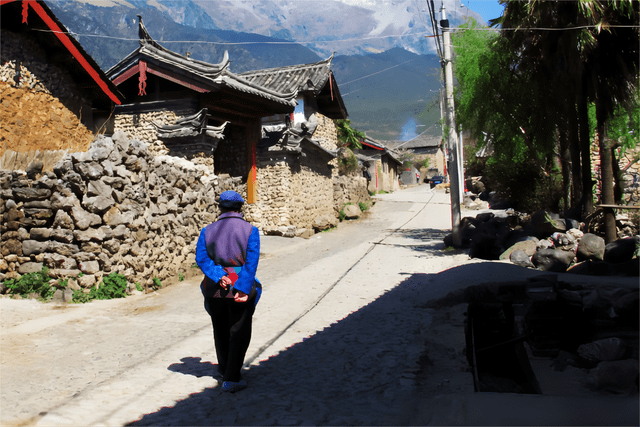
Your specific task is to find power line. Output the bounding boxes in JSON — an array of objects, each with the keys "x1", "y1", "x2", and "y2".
[
  {"x1": 340, "y1": 59, "x2": 418, "y2": 86},
  {"x1": 30, "y1": 23, "x2": 635, "y2": 47},
  {"x1": 32, "y1": 27, "x2": 437, "y2": 45}
]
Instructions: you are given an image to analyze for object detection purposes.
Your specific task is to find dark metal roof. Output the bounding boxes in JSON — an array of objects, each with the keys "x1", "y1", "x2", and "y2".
[
  {"x1": 239, "y1": 56, "x2": 348, "y2": 120},
  {"x1": 105, "y1": 17, "x2": 297, "y2": 111}
]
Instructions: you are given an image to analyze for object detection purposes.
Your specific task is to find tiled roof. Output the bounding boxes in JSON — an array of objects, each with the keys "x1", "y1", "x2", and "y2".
[
  {"x1": 356, "y1": 136, "x2": 402, "y2": 165},
  {"x1": 386, "y1": 128, "x2": 441, "y2": 150},
  {"x1": 238, "y1": 55, "x2": 334, "y2": 95},
  {"x1": 106, "y1": 17, "x2": 297, "y2": 107}
]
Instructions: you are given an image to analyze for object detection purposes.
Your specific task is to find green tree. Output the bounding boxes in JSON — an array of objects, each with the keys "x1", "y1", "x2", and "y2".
[
  {"x1": 335, "y1": 119, "x2": 365, "y2": 150},
  {"x1": 453, "y1": 18, "x2": 562, "y2": 209},
  {"x1": 498, "y1": 0, "x2": 639, "y2": 241}
]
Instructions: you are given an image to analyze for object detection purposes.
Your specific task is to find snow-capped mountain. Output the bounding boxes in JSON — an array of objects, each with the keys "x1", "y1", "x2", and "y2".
[
  {"x1": 191, "y1": 0, "x2": 485, "y2": 56},
  {"x1": 63, "y1": 0, "x2": 484, "y2": 57}
]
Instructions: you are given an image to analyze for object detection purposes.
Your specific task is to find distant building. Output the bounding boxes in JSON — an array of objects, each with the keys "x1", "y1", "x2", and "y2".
[
  {"x1": 355, "y1": 136, "x2": 401, "y2": 193},
  {"x1": 387, "y1": 128, "x2": 445, "y2": 179}
]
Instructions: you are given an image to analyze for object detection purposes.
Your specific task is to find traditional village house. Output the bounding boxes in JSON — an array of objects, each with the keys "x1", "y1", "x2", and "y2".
[
  {"x1": 0, "y1": 0, "x2": 123, "y2": 170},
  {"x1": 104, "y1": 17, "x2": 297, "y2": 205},
  {"x1": 387, "y1": 127, "x2": 445, "y2": 185},
  {"x1": 355, "y1": 136, "x2": 402, "y2": 193},
  {"x1": 237, "y1": 58, "x2": 359, "y2": 236}
]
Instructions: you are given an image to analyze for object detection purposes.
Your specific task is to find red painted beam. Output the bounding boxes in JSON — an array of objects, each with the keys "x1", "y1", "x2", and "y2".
[
  {"x1": 24, "y1": 0, "x2": 121, "y2": 104},
  {"x1": 146, "y1": 64, "x2": 210, "y2": 93},
  {"x1": 361, "y1": 140, "x2": 383, "y2": 150},
  {"x1": 112, "y1": 65, "x2": 140, "y2": 86}
]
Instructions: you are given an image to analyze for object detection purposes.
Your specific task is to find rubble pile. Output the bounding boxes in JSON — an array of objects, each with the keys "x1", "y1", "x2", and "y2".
[{"x1": 446, "y1": 209, "x2": 639, "y2": 277}]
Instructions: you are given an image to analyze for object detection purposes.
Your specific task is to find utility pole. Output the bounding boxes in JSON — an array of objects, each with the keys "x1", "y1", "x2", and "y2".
[{"x1": 440, "y1": 6, "x2": 462, "y2": 247}]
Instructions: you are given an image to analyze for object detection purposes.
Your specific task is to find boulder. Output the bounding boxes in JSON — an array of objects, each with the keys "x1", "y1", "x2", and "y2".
[
  {"x1": 611, "y1": 291, "x2": 639, "y2": 322},
  {"x1": 49, "y1": 241, "x2": 80, "y2": 256},
  {"x1": 578, "y1": 337, "x2": 628, "y2": 362},
  {"x1": 531, "y1": 210, "x2": 566, "y2": 235},
  {"x1": 577, "y1": 233, "x2": 605, "y2": 261},
  {"x1": 343, "y1": 204, "x2": 361, "y2": 219},
  {"x1": 313, "y1": 214, "x2": 338, "y2": 231},
  {"x1": 89, "y1": 136, "x2": 115, "y2": 162},
  {"x1": 509, "y1": 250, "x2": 534, "y2": 268},
  {"x1": 500, "y1": 239, "x2": 537, "y2": 260},
  {"x1": 73, "y1": 228, "x2": 107, "y2": 243},
  {"x1": 532, "y1": 248, "x2": 575, "y2": 272},
  {"x1": 30, "y1": 228, "x2": 52, "y2": 240},
  {"x1": 295, "y1": 228, "x2": 315, "y2": 239},
  {"x1": 604, "y1": 236, "x2": 639, "y2": 263},
  {"x1": 588, "y1": 359, "x2": 639, "y2": 393},
  {"x1": 77, "y1": 274, "x2": 97, "y2": 288},
  {"x1": 63, "y1": 288, "x2": 74, "y2": 302},
  {"x1": 87, "y1": 179, "x2": 113, "y2": 199}
]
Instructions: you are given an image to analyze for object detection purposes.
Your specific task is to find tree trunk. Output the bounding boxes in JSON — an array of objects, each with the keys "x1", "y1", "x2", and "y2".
[
  {"x1": 612, "y1": 146, "x2": 623, "y2": 204},
  {"x1": 596, "y1": 103, "x2": 617, "y2": 243},
  {"x1": 559, "y1": 128, "x2": 571, "y2": 211},
  {"x1": 578, "y1": 98, "x2": 594, "y2": 218},
  {"x1": 569, "y1": 103, "x2": 582, "y2": 209}
]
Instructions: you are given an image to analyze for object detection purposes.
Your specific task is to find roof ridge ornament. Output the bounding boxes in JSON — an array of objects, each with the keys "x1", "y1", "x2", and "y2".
[{"x1": 136, "y1": 15, "x2": 230, "y2": 76}]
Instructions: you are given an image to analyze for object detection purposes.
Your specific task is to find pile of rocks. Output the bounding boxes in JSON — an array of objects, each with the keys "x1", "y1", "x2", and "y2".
[
  {"x1": 0, "y1": 131, "x2": 240, "y2": 290},
  {"x1": 446, "y1": 209, "x2": 639, "y2": 276}
]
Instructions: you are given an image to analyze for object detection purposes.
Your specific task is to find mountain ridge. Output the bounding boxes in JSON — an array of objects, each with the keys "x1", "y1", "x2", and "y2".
[{"x1": 46, "y1": 0, "x2": 449, "y2": 141}]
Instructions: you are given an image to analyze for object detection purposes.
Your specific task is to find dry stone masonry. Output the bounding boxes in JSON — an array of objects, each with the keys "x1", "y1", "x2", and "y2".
[
  {"x1": 0, "y1": 131, "x2": 244, "y2": 288},
  {"x1": 1, "y1": 130, "x2": 371, "y2": 288}
]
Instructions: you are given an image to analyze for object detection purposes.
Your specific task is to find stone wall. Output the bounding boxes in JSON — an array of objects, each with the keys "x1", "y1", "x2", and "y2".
[
  {"x1": 114, "y1": 111, "x2": 189, "y2": 155},
  {"x1": 0, "y1": 29, "x2": 95, "y2": 131},
  {"x1": 313, "y1": 113, "x2": 339, "y2": 151},
  {"x1": 333, "y1": 175, "x2": 370, "y2": 210},
  {"x1": 249, "y1": 149, "x2": 369, "y2": 236},
  {"x1": 0, "y1": 131, "x2": 246, "y2": 287}
]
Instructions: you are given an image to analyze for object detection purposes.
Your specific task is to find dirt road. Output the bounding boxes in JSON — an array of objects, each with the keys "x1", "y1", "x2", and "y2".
[{"x1": 1, "y1": 186, "x2": 637, "y2": 426}]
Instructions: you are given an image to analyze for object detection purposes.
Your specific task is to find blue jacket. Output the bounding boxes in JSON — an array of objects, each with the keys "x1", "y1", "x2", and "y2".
[{"x1": 196, "y1": 212, "x2": 262, "y2": 304}]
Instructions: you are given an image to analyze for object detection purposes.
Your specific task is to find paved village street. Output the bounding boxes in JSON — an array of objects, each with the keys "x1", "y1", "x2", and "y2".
[{"x1": 2, "y1": 185, "x2": 638, "y2": 426}]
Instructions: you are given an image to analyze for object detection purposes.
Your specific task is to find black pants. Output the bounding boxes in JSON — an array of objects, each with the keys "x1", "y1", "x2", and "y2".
[{"x1": 204, "y1": 289, "x2": 256, "y2": 382}]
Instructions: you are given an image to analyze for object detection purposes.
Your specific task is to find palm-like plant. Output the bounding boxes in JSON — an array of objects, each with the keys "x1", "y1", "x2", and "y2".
[
  {"x1": 497, "y1": 0, "x2": 639, "y2": 241},
  {"x1": 336, "y1": 119, "x2": 365, "y2": 150}
]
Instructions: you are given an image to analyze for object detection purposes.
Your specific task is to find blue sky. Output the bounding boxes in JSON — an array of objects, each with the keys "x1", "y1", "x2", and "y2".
[{"x1": 465, "y1": 0, "x2": 505, "y2": 24}]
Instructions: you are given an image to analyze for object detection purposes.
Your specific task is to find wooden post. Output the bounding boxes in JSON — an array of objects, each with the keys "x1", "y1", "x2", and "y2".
[{"x1": 246, "y1": 121, "x2": 259, "y2": 204}]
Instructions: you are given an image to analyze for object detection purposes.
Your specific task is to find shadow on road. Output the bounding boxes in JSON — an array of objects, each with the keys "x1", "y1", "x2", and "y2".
[
  {"x1": 126, "y1": 262, "x2": 639, "y2": 426},
  {"x1": 168, "y1": 357, "x2": 220, "y2": 379}
]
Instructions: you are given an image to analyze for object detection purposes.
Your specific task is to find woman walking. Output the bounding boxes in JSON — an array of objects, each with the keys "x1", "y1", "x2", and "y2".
[{"x1": 196, "y1": 190, "x2": 262, "y2": 393}]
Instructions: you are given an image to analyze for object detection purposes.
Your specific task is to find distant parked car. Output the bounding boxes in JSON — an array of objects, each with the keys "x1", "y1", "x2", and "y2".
[{"x1": 428, "y1": 175, "x2": 444, "y2": 188}]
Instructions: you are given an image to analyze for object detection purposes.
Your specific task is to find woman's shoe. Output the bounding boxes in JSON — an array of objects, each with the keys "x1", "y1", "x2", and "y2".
[{"x1": 222, "y1": 379, "x2": 247, "y2": 393}]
